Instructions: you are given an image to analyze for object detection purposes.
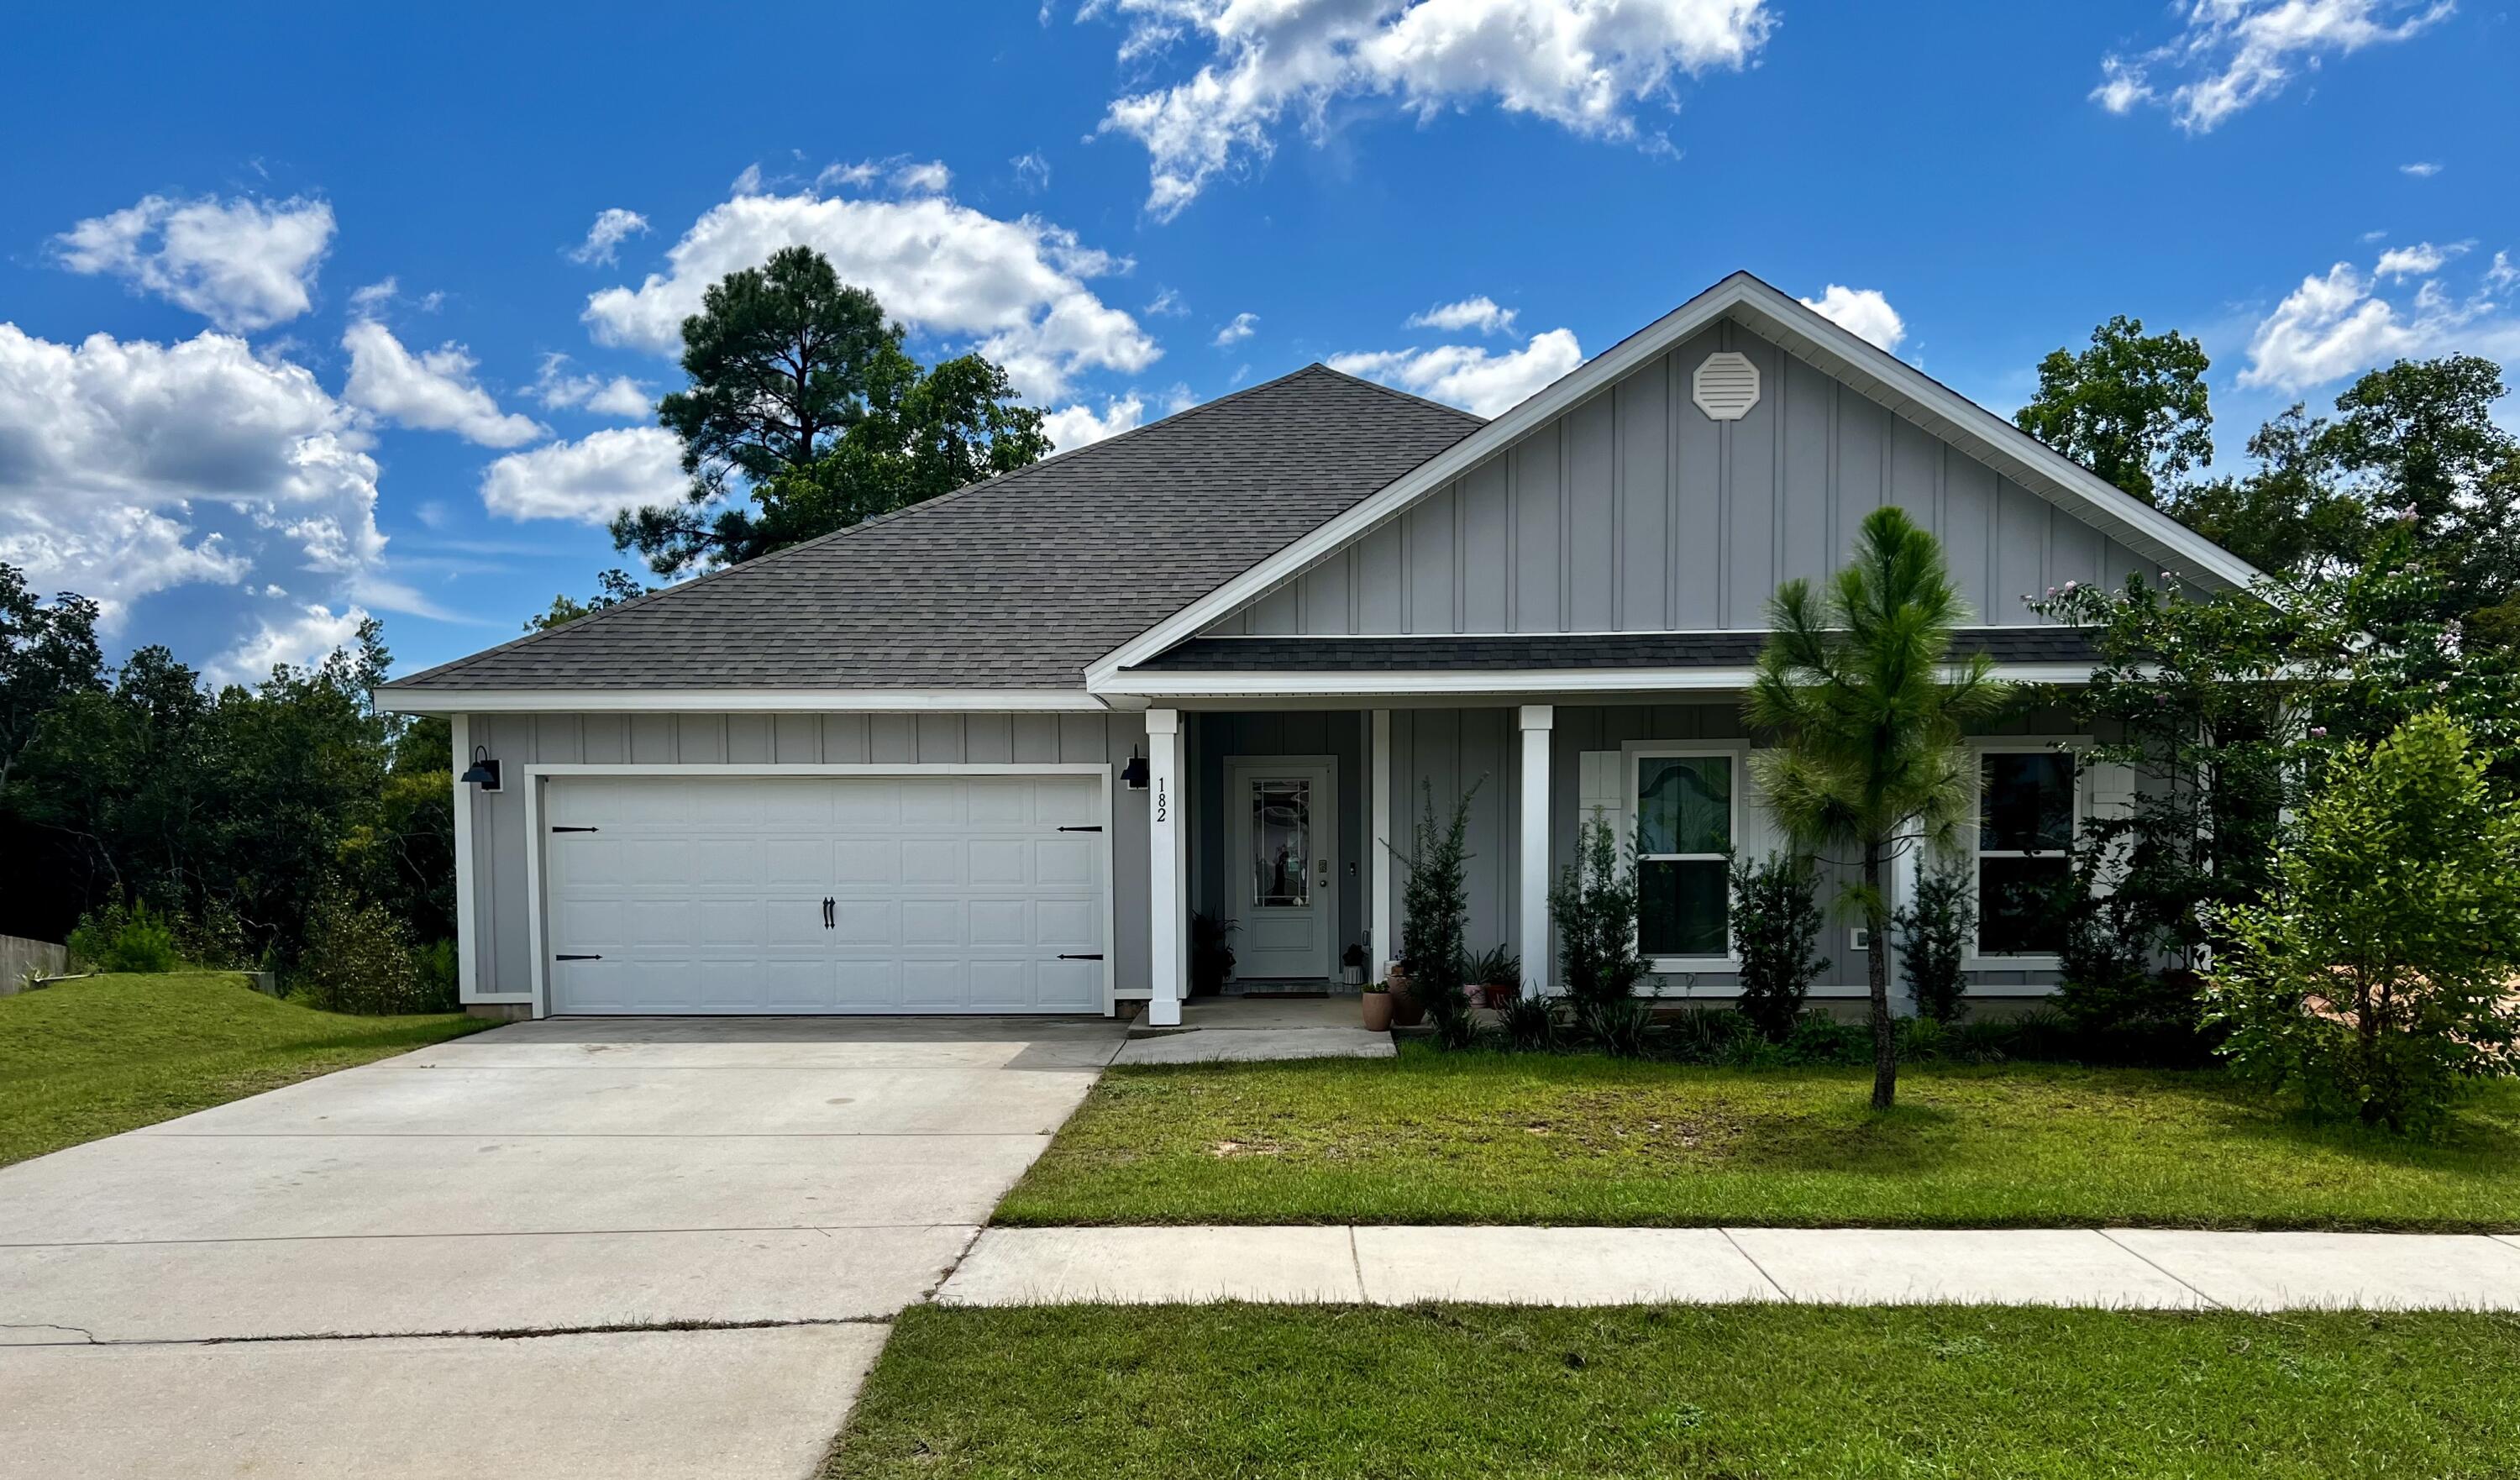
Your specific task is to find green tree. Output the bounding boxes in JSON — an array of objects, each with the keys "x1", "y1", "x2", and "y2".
[
  {"x1": 1728, "y1": 850, "x2": 1830, "y2": 1042},
  {"x1": 2015, "y1": 315, "x2": 2213, "y2": 505},
  {"x1": 2161, "y1": 407, "x2": 2365, "y2": 578},
  {"x1": 614, "y1": 245, "x2": 1049, "y2": 575},
  {"x1": 0, "y1": 564, "x2": 106, "y2": 796},
  {"x1": 1748, "y1": 507, "x2": 2009, "y2": 1109},
  {"x1": 1394, "y1": 780, "x2": 1480, "y2": 1050},
  {"x1": 526, "y1": 569, "x2": 646, "y2": 632},
  {"x1": 2314, "y1": 355, "x2": 2520, "y2": 617},
  {"x1": 2207, "y1": 711, "x2": 2520, "y2": 1133}
]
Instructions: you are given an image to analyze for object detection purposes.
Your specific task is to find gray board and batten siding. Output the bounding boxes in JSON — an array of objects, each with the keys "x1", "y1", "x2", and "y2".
[{"x1": 1205, "y1": 318, "x2": 2181, "y2": 640}]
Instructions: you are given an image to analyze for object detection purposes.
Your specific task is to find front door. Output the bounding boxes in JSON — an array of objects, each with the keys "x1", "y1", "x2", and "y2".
[{"x1": 1225, "y1": 756, "x2": 1337, "y2": 981}]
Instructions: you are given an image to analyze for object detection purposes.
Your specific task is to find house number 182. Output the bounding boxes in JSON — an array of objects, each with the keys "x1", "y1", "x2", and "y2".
[{"x1": 1154, "y1": 780, "x2": 1168, "y2": 822}]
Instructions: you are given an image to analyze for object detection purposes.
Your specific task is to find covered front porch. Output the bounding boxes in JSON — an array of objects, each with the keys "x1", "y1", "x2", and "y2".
[{"x1": 1136, "y1": 695, "x2": 2087, "y2": 1027}]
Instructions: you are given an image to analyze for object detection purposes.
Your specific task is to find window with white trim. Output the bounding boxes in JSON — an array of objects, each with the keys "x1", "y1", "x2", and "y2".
[
  {"x1": 1973, "y1": 748, "x2": 2076, "y2": 958},
  {"x1": 1631, "y1": 751, "x2": 1734, "y2": 959}
]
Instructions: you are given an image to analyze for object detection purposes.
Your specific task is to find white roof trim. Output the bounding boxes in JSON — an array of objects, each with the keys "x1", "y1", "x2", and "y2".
[
  {"x1": 1086, "y1": 271, "x2": 2262, "y2": 685},
  {"x1": 377, "y1": 687, "x2": 1113, "y2": 715},
  {"x1": 1098, "y1": 663, "x2": 2097, "y2": 700}
]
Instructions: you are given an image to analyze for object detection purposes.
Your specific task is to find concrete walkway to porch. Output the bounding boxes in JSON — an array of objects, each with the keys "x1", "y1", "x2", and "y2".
[
  {"x1": 938, "y1": 1225, "x2": 2520, "y2": 1312},
  {"x1": 1111, "y1": 995, "x2": 1396, "y2": 1065}
]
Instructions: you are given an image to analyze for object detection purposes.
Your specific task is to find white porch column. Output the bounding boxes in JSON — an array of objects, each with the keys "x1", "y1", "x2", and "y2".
[
  {"x1": 450, "y1": 713, "x2": 479, "y2": 1000},
  {"x1": 1517, "y1": 705, "x2": 1553, "y2": 999},
  {"x1": 1370, "y1": 708, "x2": 1394, "y2": 975},
  {"x1": 1146, "y1": 708, "x2": 1185, "y2": 1027}
]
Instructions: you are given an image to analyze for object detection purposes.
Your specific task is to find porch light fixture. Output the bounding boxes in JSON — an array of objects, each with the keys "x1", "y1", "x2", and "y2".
[
  {"x1": 459, "y1": 746, "x2": 502, "y2": 792},
  {"x1": 1120, "y1": 746, "x2": 1149, "y2": 790}
]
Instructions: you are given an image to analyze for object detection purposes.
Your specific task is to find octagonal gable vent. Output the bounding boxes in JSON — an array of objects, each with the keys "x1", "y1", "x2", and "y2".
[{"x1": 1692, "y1": 350, "x2": 1761, "y2": 422}]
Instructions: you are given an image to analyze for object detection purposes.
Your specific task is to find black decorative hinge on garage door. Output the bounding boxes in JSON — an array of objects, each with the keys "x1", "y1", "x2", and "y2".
[
  {"x1": 554, "y1": 954, "x2": 602, "y2": 961},
  {"x1": 1057, "y1": 825, "x2": 1103, "y2": 832},
  {"x1": 550, "y1": 825, "x2": 599, "y2": 833},
  {"x1": 1058, "y1": 953, "x2": 1105, "y2": 961}
]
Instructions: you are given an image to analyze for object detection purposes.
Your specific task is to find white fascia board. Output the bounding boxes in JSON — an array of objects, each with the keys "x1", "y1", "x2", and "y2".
[
  {"x1": 376, "y1": 688, "x2": 1110, "y2": 715},
  {"x1": 1098, "y1": 662, "x2": 2095, "y2": 700},
  {"x1": 1087, "y1": 273, "x2": 2261, "y2": 685}
]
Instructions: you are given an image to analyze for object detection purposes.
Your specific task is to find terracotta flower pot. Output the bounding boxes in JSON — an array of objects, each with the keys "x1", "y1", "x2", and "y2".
[
  {"x1": 1481, "y1": 981, "x2": 1520, "y2": 1010},
  {"x1": 1361, "y1": 991, "x2": 1394, "y2": 1032},
  {"x1": 1387, "y1": 968, "x2": 1425, "y2": 1027}
]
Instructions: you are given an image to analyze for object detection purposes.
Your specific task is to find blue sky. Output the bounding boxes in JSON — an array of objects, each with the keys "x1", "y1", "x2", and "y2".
[{"x1": 5, "y1": 1, "x2": 2514, "y2": 680}]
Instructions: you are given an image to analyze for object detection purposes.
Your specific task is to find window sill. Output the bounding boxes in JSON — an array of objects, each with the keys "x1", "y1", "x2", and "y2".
[
  {"x1": 1962, "y1": 955, "x2": 2062, "y2": 973},
  {"x1": 1647, "y1": 957, "x2": 1740, "y2": 974}
]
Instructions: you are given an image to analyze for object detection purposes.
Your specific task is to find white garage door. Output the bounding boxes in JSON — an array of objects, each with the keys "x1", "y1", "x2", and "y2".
[{"x1": 543, "y1": 774, "x2": 1107, "y2": 1014}]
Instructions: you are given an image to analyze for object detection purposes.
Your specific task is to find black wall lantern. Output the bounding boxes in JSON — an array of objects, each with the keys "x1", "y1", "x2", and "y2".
[
  {"x1": 1119, "y1": 745, "x2": 1149, "y2": 790},
  {"x1": 459, "y1": 745, "x2": 502, "y2": 792}
]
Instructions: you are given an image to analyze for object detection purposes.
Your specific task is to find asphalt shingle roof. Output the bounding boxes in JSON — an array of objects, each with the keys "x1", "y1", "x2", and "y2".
[
  {"x1": 1128, "y1": 628, "x2": 2101, "y2": 672},
  {"x1": 385, "y1": 365, "x2": 1484, "y2": 692}
]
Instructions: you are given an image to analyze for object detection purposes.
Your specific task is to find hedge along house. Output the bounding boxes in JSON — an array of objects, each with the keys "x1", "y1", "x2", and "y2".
[{"x1": 379, "y1": 272, "x2": 2259, "y2": 1024}]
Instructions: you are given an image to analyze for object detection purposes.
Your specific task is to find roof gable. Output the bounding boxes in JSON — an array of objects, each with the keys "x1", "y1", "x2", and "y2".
[{"x1": 1089, "y1": 272, "x2": 2262, "y2": 685}]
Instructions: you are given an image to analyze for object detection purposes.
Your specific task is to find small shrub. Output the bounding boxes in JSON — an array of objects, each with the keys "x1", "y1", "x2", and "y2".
[
  {"x1": 1730, "y1": 851, "x2": 1829, "y2": 1042},
  {"x1": 1394, "y1": 780, "x2": 1481, "y2": 1049},
  {"x1": 1578, "y1": 997, "x2": 1657, "y2": 1058},
  {"x1": 1551, "y1": 811, "x2": 1646, "y2": 1013},
  {"x1": 173, "y1": 898, "x2": 254, "y2": 972},
  {"x1": 2207, "y1": 711, "x2": 2520, "y2": 1134},
  {"x1": 411, "y1": 937, "x2": 460, "y2": 1013},
  {"x1": 66, "y1": 897, "x2": 181, "y2": 974},
  {"x1": 1189, "y1": 912, "x2": 1237, "y2": 996},
  {"x1": 1463, "y1": 943, "x2": 1521, "y2": 996},
  {"x1": 1497, "y1": 991, "x2": 1559, "y2": 1052},
  {"x1": 1894, "y1": 859, "x2": 1975, "y2": 1023},
  {"x1": 293, "y1": 884, "x2": 427, "y2": 1015},
  {"x1": 1660, "y1": 1007, "x2": 1749, "y2": 1065},
  {"x1": 1779, "y1": 1010, "x2": 1866, "y2": 1065}
]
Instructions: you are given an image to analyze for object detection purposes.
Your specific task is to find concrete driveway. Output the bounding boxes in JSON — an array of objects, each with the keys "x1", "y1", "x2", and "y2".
[{"x1": 0, "y1": 1015, "x2": 1126, "y2": 1479}]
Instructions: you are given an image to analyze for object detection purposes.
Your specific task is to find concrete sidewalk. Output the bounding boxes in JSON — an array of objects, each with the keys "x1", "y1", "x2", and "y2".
[{"x1": 939, "y1": 1225, "x2": 2520, "y2": 1311}]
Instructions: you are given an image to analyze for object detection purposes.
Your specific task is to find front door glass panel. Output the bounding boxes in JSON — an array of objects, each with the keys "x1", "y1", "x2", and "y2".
[{"x1": 1250, "y1": 778, "x2": 1310, "y2": 907}]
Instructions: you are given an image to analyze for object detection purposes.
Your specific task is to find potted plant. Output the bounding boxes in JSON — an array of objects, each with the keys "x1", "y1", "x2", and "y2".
[
  {"x1": 1360, "y1": 976, "x2": 1394, "y2": 1031},
  {"x1": 1386, "y1": 954, "x2": 1425, "y2": 1027},
  {"x1": 1467, "y1": 944, "x2": 1522, "y2": 1010},
  {"x1": 1189, "y1": 912, "x2": 1236, "y2": 998},
  {"x1": 1341, "y1": 942, "x2": 1368, "y2": 987}
]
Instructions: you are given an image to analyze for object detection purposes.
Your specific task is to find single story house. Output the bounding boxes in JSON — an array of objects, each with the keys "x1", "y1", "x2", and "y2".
[{"x1": 379, "y1": 271, "x2": 2257, "y2": 1024}]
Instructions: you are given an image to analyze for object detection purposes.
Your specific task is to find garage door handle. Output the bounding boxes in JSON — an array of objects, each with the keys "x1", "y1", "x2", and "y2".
[
  {"x1": 555, "y1": 954, "x2": 601, "y2": 961},
  {"x1": 551, "y1": 826, "x2": 599, "y2": 833},
  {"x1": 822, "y1": 897, "x2": 835, "y2": 929},
  {"x1": 1058, "y1": 953, "x2": 1104, "y2": 961},
  {"x1": 1057, "y1": 825, "x2": 1102, "y2": 832}
]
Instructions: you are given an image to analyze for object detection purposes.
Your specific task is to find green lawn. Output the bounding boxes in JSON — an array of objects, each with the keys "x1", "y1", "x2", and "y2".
[
  {"x1": 0, "y1": 971, "x2": 486, "y2": 1167},
  {"x1": 827, "y1": 1304, "x2": 2520, "y2": 1479},
  {"x1": 997, "y1": 1045, "x2": 2520, "y2": 1231}
]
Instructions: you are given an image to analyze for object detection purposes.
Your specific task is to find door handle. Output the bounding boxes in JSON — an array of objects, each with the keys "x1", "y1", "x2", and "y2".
[{"x1": 822, "y1": 897, "x2": 835, "y2": 929}]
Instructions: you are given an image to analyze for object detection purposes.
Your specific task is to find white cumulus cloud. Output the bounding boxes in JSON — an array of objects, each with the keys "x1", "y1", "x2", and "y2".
[
  {"x1": 2399, "y1": 160, "x2": 2443, "y2": 177},
  {"x1": 1096, "y1": 0, "x2": 1777, "y2": 219},
  {"x1": 581, "y1": 185, "x2": 1158, "y2": 403},
  {"x1": 1798, "y1": 284, "x2": 1907, "y2": 352},
  {"x1": 532, "y1": 354, "x2": 653, "y2": 418},
  {"x1": 1043, "y1": 394, "x2": 1147, "y2": 451},
  {"x1": 0, "y1": 324, "x2": 384, "y2": 622},
  {"x1": 2092, "y1": 1, "x2": 2454, "y2": 134},
  {"x1": 2372, "y1": 239, "x2": 2462, "y2": 279},
  {"x1": 52, "y1": 193, "x2": 335, "y2": 333},
  {"x1": 2240, "y1": 249, "x2": 2520, "y2": 392},
  {"x1": 479, "y1": 426, "x2": 685, "y2": 525},
  {"x1": 567, "y1": 207, "x2": 650, "y2": 266},
  {"x1": 341, "y1": 319, "x2": 546, "y2": 447},
  {"x1": 1213, "y1": 312, "x2": 1258, "y2": 347},
  {"x1": 1327, "y1": 327, "x2": 1584, "y2": 416},
  {"x1": 1408, "y1": 296, "x2": 1517, "y2": 335},
  {"x1": 209, "y1": 601, "x2": 370, "y2": 686}
]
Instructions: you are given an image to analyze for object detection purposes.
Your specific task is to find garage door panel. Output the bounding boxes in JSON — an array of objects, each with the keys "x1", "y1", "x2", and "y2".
[
  {"x1": 900, "y1": 900, "x2": 962, "y2": 947},
  {"x1": 833, "y1": 838, "x2": 900, "y2": 884},
  {"x1": 1037, "y1": 899, "x2": 1099, "y2": 948},
  {"x1": 1036, "y1": 959, "x2": 1099, "y2": 1010},
  {"x1": 545, "y1": 774, "x2": 1106, "y2": 1015},
  {"x1": 900, "y1": 959, "x2": 965, "y2": 1006}
]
